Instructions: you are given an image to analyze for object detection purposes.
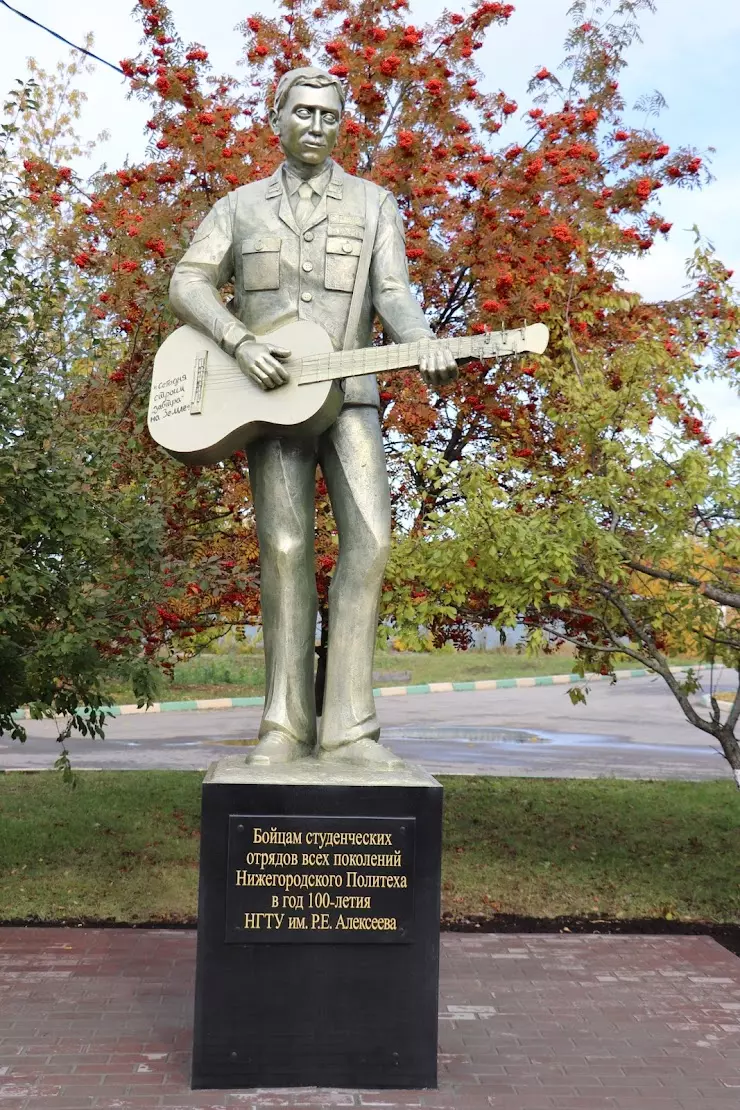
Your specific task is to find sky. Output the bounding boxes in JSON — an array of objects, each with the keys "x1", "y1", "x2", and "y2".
[{"x1": 4, "y1": 0, "x2": 740, "y2": 432}]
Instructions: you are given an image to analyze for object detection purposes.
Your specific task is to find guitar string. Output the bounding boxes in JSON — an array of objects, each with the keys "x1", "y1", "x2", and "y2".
[
  {"x1": 155, "y1": 354, "x2": 449, "y2": 390},
  {"x1": 153, "y1": 341, "x2": 527, "y2": 386},
  {"x1": 154, "y1": 352, "x2": 528, "y2": 393},
  {"x1": 166, "y1": 358, "x2": 438, "y2": 387},
  {"x1": 160, "y1": 361, "x2": 472, "y2": 390},
  {"x1": 153, "y1": 357, "x2": 437, "y2": 388},
  {"x1": 153, "y1": 358, "x2": 434, "y2": 387},
  {"x1": 160, "y1": 356, "x2": 525, "y2": 394},
  {"x1": 191, "y1": 339, "x2": 472, "y2": 378},
  {"x1": 154, "y1": 329, "x2": 539, "y2": 378},
  {"x1": 151, "y1": 334, "x2": 539, "y2": 397},
  {"x1": 161, "y1": 361, "x2": 472, "y2": 392}
]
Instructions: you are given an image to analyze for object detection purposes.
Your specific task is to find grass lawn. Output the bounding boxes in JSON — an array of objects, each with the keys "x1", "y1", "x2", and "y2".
[
  {"x1": 104, "y1": 647, "x2": 696, "y2": 704},
  {"x1": 0, "y1": 772, "x2": 736, "y2": 925}
]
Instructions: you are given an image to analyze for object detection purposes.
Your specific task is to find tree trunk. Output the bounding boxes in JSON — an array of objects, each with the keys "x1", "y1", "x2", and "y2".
[{"x1": 716, "y1": 725, "x2": 740, "y2": 789}]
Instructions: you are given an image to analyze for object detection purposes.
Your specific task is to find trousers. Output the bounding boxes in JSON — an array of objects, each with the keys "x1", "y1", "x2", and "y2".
[{"x1": 247, "y1": 405, "x2": 391, "y2": 751}]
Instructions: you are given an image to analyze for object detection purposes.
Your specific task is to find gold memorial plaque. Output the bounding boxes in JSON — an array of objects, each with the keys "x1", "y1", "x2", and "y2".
[{"x1": 225, "y1": 815, "x2": 415, "y2": 944}]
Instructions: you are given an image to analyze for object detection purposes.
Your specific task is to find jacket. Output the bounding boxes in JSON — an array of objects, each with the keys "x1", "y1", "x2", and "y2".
[{"x1": 168, "y1": 160, "x2": 434, "y2": 406}]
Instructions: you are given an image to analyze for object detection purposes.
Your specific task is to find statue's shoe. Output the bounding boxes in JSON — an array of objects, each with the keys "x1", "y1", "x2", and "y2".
[
  {"x1": 318, "y1": 738, "x2": 404, "y2": 770},
  {"x1": 249, "y1": 734, "x2": 312, "y2": 765}
]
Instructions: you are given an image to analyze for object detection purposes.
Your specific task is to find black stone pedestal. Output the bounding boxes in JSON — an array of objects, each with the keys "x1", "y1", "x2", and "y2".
[{"x1": 191, "y1": 756, "x2": 443, "y2": 1090}]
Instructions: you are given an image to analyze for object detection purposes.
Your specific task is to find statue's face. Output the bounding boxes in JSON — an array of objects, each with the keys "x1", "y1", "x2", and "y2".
[{"x1": 271, "y1": 83, "x2": 342, "y2": 166}]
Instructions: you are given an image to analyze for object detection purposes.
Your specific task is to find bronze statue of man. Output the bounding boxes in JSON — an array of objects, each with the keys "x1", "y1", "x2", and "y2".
[{"x1": 169, "y1": 66, "x2": 459, "y2": 767}]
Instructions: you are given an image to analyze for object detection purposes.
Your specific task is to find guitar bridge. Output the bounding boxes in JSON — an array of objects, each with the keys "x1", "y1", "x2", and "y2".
[{"x1": 190, "y1": 350, "x2": 208, "y2": 414}]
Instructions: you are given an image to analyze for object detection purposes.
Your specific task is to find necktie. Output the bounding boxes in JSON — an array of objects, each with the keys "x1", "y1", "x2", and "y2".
[{"x1": 294, "y1": 181, "x2": 316, "y2": 228}]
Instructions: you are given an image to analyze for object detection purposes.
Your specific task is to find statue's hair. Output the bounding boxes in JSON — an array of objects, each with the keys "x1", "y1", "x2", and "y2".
[{"x1": 273, "y1": 66, "x2": 346, "y2": 115}]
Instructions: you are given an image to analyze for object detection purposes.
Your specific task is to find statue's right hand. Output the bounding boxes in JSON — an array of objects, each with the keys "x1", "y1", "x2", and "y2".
[{"x1": 235, "y1": 341, "x2": 291, "y2": 390}]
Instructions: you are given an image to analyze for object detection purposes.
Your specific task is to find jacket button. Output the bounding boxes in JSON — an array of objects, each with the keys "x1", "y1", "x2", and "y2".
[
  {"x1": 254, "y1": 241, "x2": 263, "y2": 251},
  {"x1": 342, "y1": 241, "x2": 353, "y2": 253},
  {"x1": 302, "y1": 261, "x2": 313, "y2": 272},
  {"x1": 304, "y1": 231, "x2": 314, "y2": 242},
  {"x1": 301, "y1": 291, "x2": 313, "y2": 303}
]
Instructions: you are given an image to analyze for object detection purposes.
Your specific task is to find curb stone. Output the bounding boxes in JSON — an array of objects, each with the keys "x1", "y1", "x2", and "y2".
[{"x1": 11, "y1": 664, "x2": 697, "y2": 721}]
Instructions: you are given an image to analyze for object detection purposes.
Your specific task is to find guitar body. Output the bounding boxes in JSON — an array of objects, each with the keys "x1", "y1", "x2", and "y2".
[{"x1": 148, "y1": 321, "x2": 344, "y2": 466}]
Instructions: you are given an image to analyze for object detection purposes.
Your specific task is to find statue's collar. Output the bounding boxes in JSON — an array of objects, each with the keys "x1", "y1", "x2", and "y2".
[{"x1": 265, "y1": 160, "x2": 344, "y2": 201}]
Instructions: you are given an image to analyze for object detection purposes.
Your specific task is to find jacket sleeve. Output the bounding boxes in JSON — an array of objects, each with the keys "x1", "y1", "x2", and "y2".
[
  {"x1": 168, "y1": 195, "x2": 255, "y2": 357},
  {"x1": 369, "y1": 192, "x2": 434, "y2": 343}
]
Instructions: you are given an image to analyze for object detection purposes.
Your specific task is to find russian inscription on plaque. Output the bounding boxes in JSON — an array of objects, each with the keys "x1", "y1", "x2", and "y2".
[{"x1": 226, "y1": 815, "x2": 415, "y2": 943}]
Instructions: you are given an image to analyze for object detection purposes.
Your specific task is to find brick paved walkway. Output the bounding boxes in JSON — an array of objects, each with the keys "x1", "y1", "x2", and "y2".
[{"x1": 0, "y1": 929, "x2": 739, "y2": 1109}]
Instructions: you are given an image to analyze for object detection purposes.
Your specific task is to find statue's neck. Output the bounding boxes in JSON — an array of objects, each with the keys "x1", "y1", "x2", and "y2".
[{"x1": 282, "y1": 155, "x2": 332, "y2": 182}]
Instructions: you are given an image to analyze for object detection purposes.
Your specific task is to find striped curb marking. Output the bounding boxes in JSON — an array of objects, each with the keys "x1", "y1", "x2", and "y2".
[{"x1": 12, "y1": 665, "x2": 696, "y2": 721}]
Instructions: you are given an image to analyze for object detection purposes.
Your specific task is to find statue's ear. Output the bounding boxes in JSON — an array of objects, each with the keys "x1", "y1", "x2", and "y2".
[{"x1": 268, "y1": 108, "x2": 280, "y2": 135}]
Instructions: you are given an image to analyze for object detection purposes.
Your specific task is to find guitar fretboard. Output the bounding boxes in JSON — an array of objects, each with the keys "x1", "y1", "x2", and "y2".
[{"x1": 297, "y1": 336, "x2": 475, "y2": 383}]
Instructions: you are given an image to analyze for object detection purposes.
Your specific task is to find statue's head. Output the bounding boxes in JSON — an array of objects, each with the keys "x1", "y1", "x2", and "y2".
[{"x1": 269, "y1": 66, "x2": 345, "y2": 167}]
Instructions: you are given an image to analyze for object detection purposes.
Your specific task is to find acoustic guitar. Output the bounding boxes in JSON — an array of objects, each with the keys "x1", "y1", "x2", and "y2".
[{"x1": 147, "y1": 319, "x2": 549, "y2": 466}]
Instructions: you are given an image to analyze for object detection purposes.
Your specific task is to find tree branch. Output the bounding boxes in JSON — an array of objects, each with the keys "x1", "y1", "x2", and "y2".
[{"x1": 627, "y1": 560, "x2": 740, "y2": 609}]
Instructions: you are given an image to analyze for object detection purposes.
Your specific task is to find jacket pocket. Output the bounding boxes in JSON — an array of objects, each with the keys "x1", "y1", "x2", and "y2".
[
  {"x1": 241, "y1": 236, "x2": 281, "y2": 291},
  {"x1": 325, "y1": 235, "x2": 362, "y2": 292},
  {"x1": 327, "y1": 217, "x2": 365, "y2": 237}
]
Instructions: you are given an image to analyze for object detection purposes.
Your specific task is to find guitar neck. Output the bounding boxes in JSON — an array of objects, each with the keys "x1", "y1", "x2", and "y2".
[{"x1": 297, "y1": 335, "x2": 475, "y2": 384}]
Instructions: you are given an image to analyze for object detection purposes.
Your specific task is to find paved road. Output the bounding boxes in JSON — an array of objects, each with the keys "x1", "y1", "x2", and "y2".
[{"x1": 1, "y1": 675, "x2": 731, "y2": 780}]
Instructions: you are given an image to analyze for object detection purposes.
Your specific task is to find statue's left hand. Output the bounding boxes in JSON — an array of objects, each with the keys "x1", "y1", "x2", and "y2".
[{"x1": 420, "y1": 345, "x2": 458, "y2": 388}]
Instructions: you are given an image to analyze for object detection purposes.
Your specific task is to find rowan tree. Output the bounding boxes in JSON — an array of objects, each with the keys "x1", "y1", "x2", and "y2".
[{"x1": 9, "y1": 0, "x2": 740, "y2": 776}]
